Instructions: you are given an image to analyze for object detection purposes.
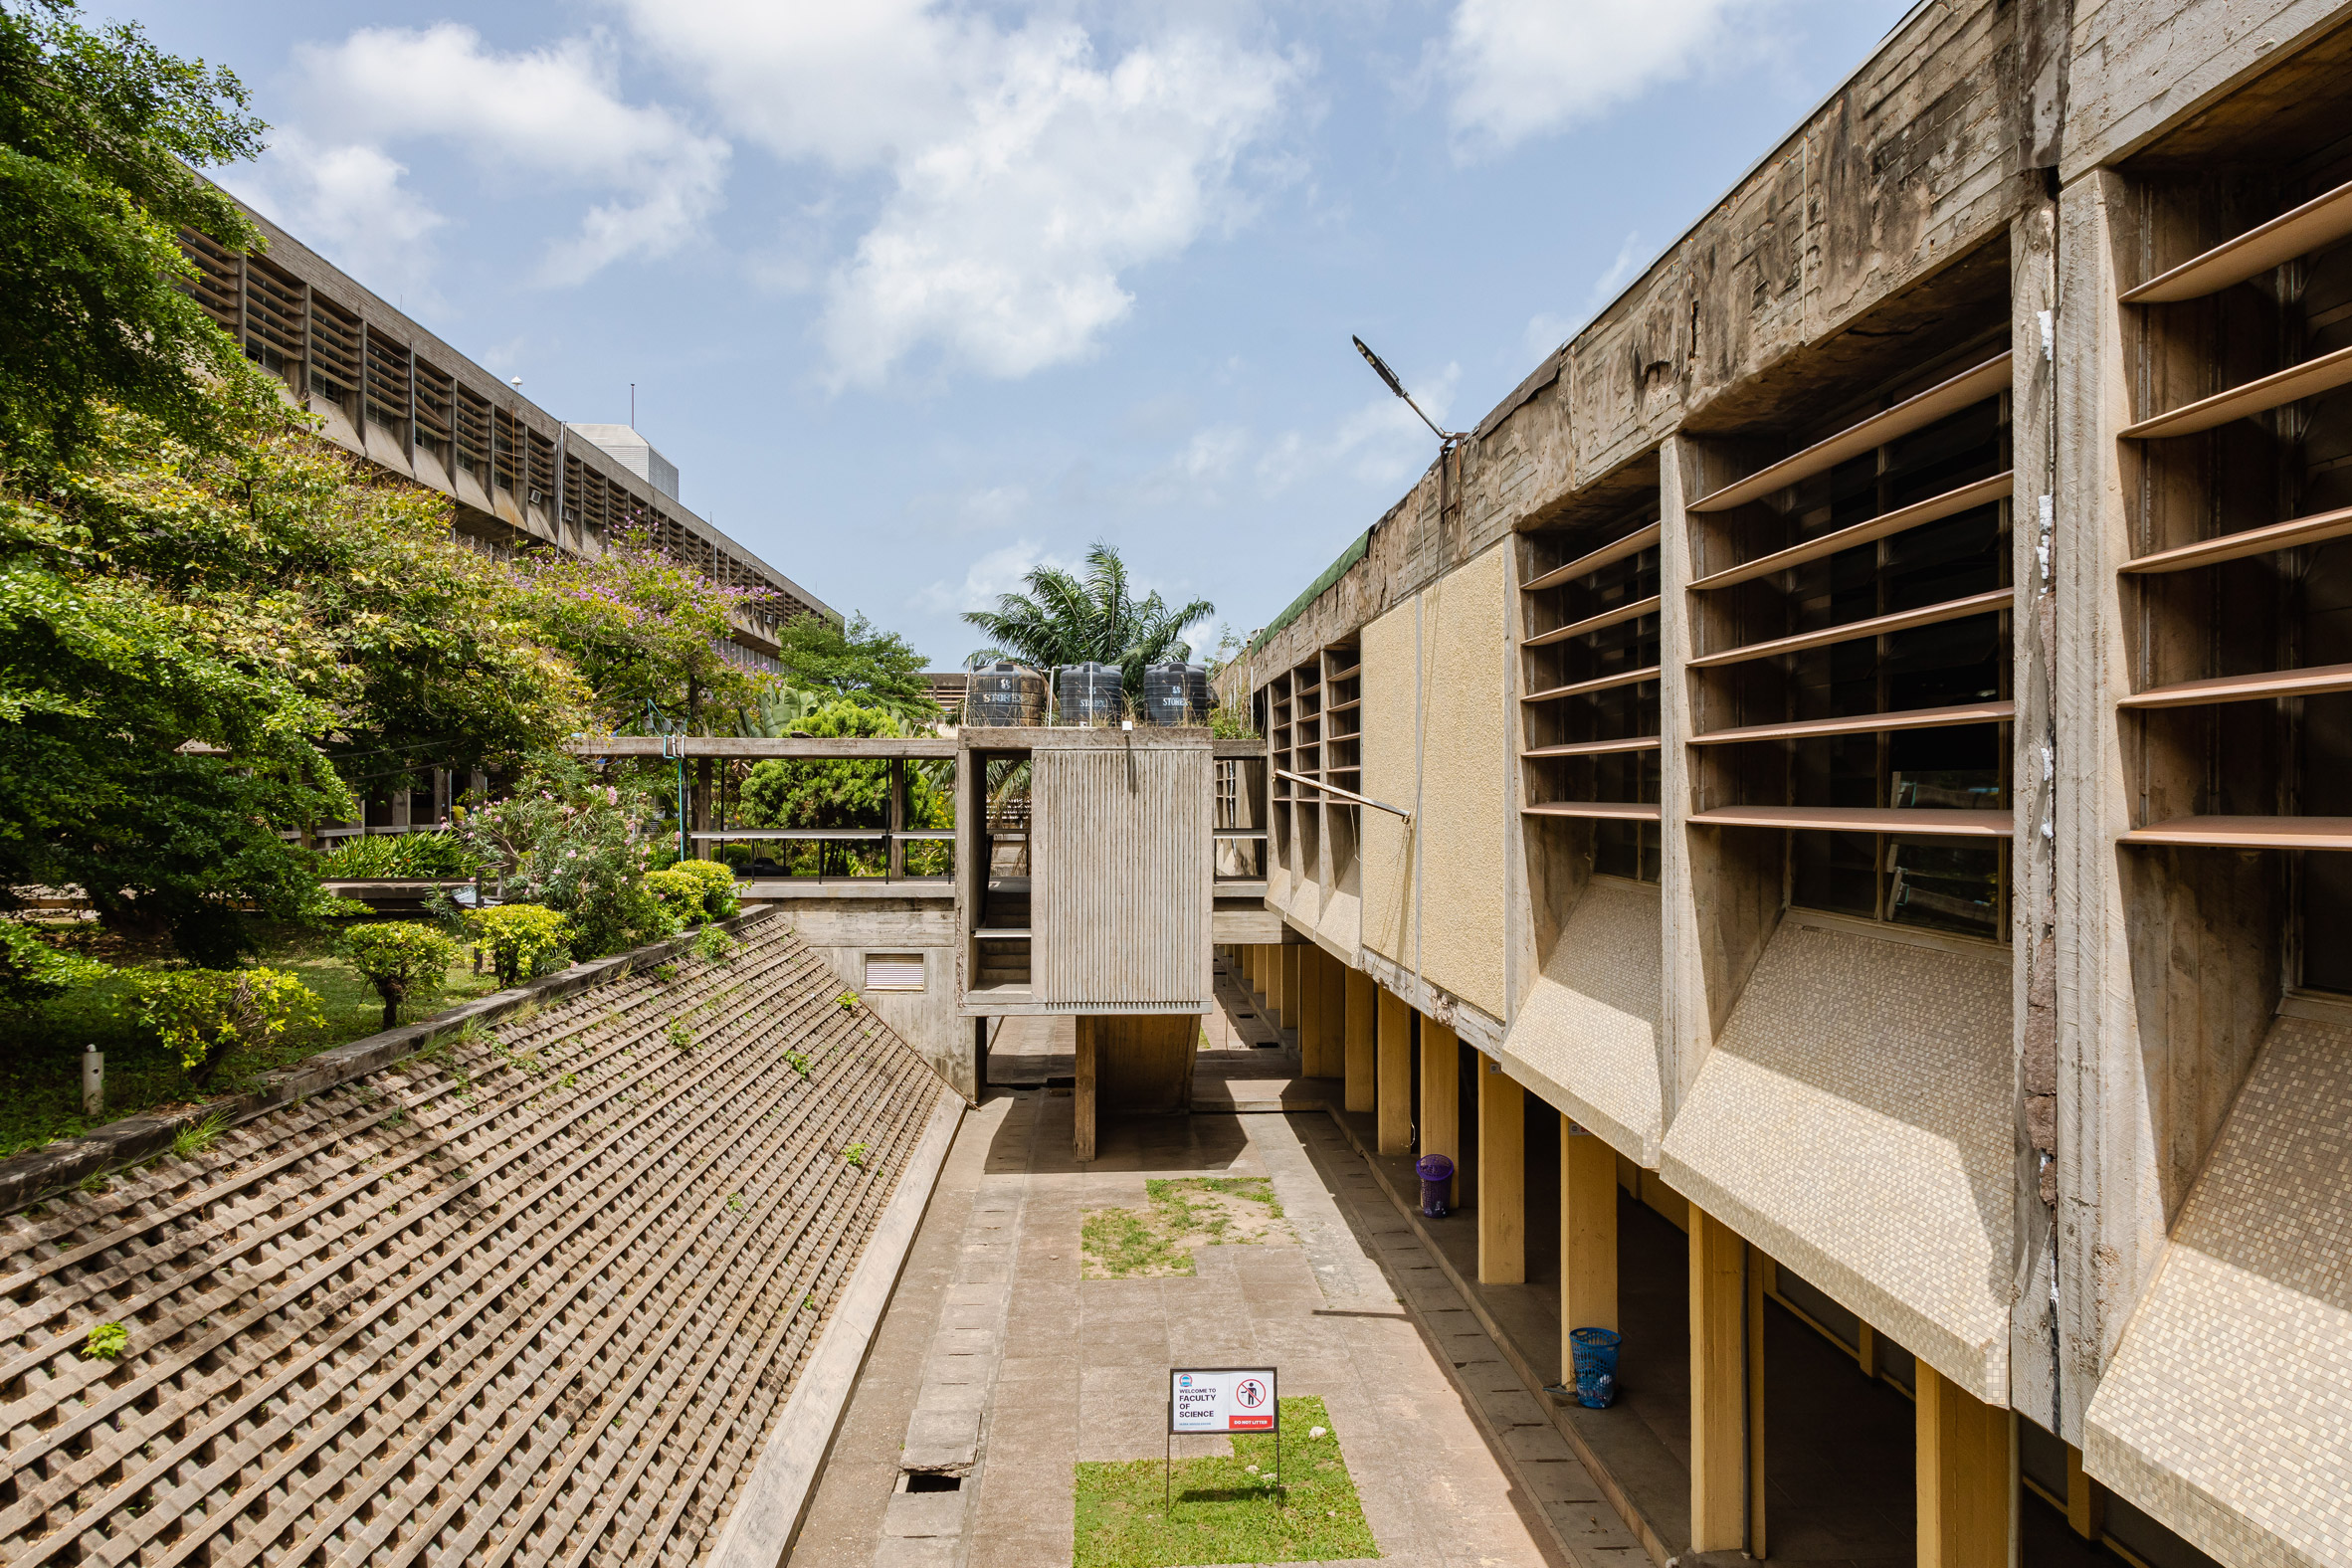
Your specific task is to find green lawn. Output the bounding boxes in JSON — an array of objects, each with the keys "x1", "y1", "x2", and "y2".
[
  {"x1": 1074, "y1": 1396, "x2": 1376, "y2": 1567},
  {"x1": 1080, "y1": 1177, "x2": 1291, "y2": 1279},
  {"x1": 0, "y1": 920, "x2": 503, "y2": 1156}
]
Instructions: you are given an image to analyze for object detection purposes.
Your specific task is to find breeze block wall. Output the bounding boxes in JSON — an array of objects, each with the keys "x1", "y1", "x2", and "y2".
[{"x1": 0, "y1": 910, "x2": 952, "y2": 1567}]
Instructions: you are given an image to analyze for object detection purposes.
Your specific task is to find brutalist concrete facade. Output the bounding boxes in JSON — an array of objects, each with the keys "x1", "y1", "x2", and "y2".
[{"x1": 1227, "y1": 4, "x2": 2352, "y2": 1565}]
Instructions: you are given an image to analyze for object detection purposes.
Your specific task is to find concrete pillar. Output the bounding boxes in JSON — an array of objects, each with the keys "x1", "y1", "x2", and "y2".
[
  {"x1": 1376, "y1": 986, "x2": 1413, "y2": 1154},
  {"x1": 1688, "y1": 1203, "x2": 1748, "y2": 1553},
  {"x1": 1917, "y1": 1363, "x2": 2011, "y2": 1568},
  {"x1": 1343, "y1": 967, "x2": 1376, "y2": 1112},
  {"x1": 1296, "y1": 946, "x2": 1325, "y2": 1072},
  {"x1": 1075, "y1": 1021, "x2": 1097, "y2": 1163},
  {"x1": 1561, "y1": 1117, "x2": 1618, "y2": 1335},
  {"x1": 2063, "y1": 1445, "x2": 2105, "y2": 1542},
  {"x1": 1279, "y1": 942, "x2": 1302, "y2": 1034},
  {"x1": 1477, "y1": 1065, "x2": 1524, "y2": 1284},
  {"x1": 1316, "y1": 947, "x2": 1346, "y2": 1079},
  {"x1": 1419, "y1": 1018, "x2": 1460, "y2": 1207}
]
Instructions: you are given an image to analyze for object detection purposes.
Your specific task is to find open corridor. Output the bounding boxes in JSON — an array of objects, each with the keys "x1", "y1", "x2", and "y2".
[{"x1": 793, "y1": 967, "x2": 1642, "y2": 1567}]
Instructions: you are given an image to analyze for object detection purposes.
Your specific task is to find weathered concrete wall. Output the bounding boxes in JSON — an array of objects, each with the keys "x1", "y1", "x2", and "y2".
[
  {"x1": 774, "y1": 900, "x2": 965, "y2": 1095},
  {"x1": 1360, "y1": 595, "x2": 1419, "y2": 968},
  {"x1": 1417, "y1": 544, "x2": 1510, "y2": 1020}
]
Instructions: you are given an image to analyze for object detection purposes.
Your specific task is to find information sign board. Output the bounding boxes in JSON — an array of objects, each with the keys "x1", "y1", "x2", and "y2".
[{"x1": 1167, "y1": 1366, "x2": 1278, "y2": 1434}]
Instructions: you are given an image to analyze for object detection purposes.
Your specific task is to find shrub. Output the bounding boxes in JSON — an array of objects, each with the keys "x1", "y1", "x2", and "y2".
[
  {"x1": 668, "y1": 858, "x2": 741, "y2": 920},
  {"x1": 341, "y1": 924, "x2": 461, "y2": 1031},
  {"x1": 715, "y1": 843, "x2": 754, "y2": 872},
  {"x1": 82, "y1": 1322, "x2": 128, "y2": 1360},
  {"x1": 456, "y1": 771, "x2": 673, "y2": 958},
  {"x1": 463, "y1": 905, "x2": 573, "y2": 988},
  {"x1": 0, "y1": 923, "x2": 109, "y2": 1007},
  {"x1": 690, "y1": 924, "x2": 739, "y2": 966},
  {"x1": 133, "y1": 967, "x2": 324, "y2": 1086},
  {"x1": 642, "y1": 867, "x2": 708, "y2": 929},
  {"x1": 313, "y1": 832, "x2": 481, "y2": 881}
]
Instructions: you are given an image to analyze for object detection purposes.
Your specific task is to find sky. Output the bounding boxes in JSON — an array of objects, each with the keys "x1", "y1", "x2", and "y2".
[{"x1": 127, "y1": 0, "x2": 1914, "y2": 668}]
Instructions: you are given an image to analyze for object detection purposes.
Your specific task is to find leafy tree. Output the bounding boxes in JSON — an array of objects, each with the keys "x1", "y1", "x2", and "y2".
[
  {"x1": 962, "y1": 540, "x2": 1212, "y2": 694},
  {"x1": 0, "y1": 0, "x2": 271, "y2": 471},
  {"x1": 772, "y1": 613, "x2": 938, "y2": 725},
  {"x1": 739, "y1": 702, "x2": 944, "y2": 833},
  {"x1": 340, "y1": 923, "x2": 458, "y2": 1031},
  {"x1": 0, "y1": 396, "x2": 581, "y2": 963},
  {"x1": 522, "y1": 528, "x2": 766, "y2": 736}
]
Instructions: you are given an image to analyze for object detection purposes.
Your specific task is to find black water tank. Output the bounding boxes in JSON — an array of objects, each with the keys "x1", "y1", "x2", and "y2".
[
  {"x1": 1056, "y1": 663, "x2": 1123, "y2": 725},
  {"x1": 1141, "y1": 663, "x2": 1194, "y2": 725},
  {"x1": 965, "y1": 661, "x2": 1046, "y2": 726},
  {"x1": 1187, "y1": 664, "x2": 1213, "y2": 723}
]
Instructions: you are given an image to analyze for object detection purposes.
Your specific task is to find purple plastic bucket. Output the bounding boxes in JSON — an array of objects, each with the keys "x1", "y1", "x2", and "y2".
[{"x1": 1415, "y1": 1153, "x2": 1455, "y2": 1217}]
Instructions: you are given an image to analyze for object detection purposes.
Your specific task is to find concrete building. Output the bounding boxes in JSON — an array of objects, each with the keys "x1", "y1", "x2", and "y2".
[
  {"x1": 176, "y1": 205, "x2": 833, "y2": 649},
  {"x1": 1218, "y1": 4, "x2": 2352, "y2": 1567}
]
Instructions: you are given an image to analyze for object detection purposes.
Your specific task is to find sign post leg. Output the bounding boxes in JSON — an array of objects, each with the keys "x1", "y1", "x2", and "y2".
[{"x1": 1165, "y1": 1426, "x2": 1171, "y2": 1513}]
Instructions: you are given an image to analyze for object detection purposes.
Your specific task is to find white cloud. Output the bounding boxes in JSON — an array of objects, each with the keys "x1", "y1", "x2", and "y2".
[
  {"x1": 912, "y1": 538, "x2": 1078, "y2": 620},
  {"x1": 266, "y1": 24, "x2": 728, "y2": 286},
  {"x1": 620, "y1": 2, "x2": 1294, "y2": 388},
  {"x1": 1256, "y1": 364, "x2": 1462, "y2": 494},
  {"x1": 1446, "y1": 0, "x2": 1757, "y2": 150},
  {"x1": 229, "y1": 132, "x2": 446, "y2": 305}
]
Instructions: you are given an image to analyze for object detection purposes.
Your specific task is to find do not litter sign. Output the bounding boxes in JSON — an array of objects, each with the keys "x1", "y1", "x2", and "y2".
[{"x1": 1168, "y1": 1366, "x2": 1278, "y2": 1433}]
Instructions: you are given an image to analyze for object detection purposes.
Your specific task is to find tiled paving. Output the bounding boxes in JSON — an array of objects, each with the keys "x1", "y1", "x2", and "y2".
[{"x1": 797, "y1": 962, "x2": 1642, "y2": 1566}]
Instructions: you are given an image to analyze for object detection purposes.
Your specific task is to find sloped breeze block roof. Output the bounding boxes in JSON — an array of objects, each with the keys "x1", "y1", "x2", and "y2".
[{"x1": 0, "y1": 911, "x2": 950, "y2": 1566}]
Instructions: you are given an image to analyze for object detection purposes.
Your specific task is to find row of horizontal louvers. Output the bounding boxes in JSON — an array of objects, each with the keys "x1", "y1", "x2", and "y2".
[{"x1": 174, "y1": 228, "x2": 777, "y2": 598}]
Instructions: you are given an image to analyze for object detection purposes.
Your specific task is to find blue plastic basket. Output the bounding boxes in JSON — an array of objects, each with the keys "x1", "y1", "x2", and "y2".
[{"x1": 1569, "y1": 1326, "x2": 1622, "y2": 1408}]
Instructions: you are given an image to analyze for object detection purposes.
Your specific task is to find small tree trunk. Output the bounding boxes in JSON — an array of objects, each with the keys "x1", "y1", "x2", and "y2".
[{"x1": 381, "y1": 982, "x2": 405, "y2": 1033}]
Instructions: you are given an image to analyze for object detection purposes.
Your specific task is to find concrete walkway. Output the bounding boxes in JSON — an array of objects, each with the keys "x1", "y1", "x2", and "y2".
[{"x1": 794, "y1": 976, "x2": 1644, "y2": 1567}]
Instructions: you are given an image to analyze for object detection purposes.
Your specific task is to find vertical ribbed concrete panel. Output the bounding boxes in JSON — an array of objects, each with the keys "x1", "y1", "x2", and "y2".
[{"x1": 1031, "y1": 742, "x2": 1211, "y2": 1010}]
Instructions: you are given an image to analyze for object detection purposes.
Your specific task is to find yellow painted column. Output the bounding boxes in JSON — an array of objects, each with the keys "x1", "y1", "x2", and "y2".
[
  {"x1": 1917, "y1": 1364, "x2": 2011, "y2": 1568},
  {"x1": 1280, "y1": 943, "x2": 1303, "y2": 1034},
  {"x1": 1376, "y1": 986, "x2": 1413, "y2": 1154},
  {"x1": 1561, "y1": 1117, "x2": 1619, "y2": 1337},
  {"x1": 2064, "y1": 1445, "x2": 2105, "y2": 1541},
  {"x1": 1477, "y1": 1066, "x2": 1524, "y2": 1283},
  {"x1": 1343, "y1": 968, "x2": 1377, "y2": 1112},
  {"x1": 1316, "y1": 948, "x2": 1347, "y2": 1079},
  {"x1": 1074, "y1": 1018, "x2": 1098, "y2": 1163},
  {"x1": 1688, "y1": 1204, "x2": 1747, "y2": 1552},
  {"x1": 1240, "y1": 944, "x2": 1256, "y2": 990},
  {"x1": 1296, "y1": 947, "x2": 1326, "y2": 1073},
  {"x1": 1419, "y1": 1018, "x2": 1460, "y2": 1206},
  {"x1": 1747, "y1": 1243, "x2": 1768, "y2": 1561}
]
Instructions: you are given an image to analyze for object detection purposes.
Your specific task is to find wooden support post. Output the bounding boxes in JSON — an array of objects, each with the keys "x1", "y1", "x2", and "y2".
[
  {"x1": 1561, "y1": 1117, "x2": 1618, "y2": 1336},
  {"x1": 1917, "y1": 1363, "x2": 2011, "y2": 1568},
  {"x1": 1688, "y1": 1203, "x2": 1748, "y2": 1553},
  {"x1": 1477, "y1": 1065, "x2": 1524, "y2": 1283},
  {"x1": 1747, "y1": 1243, "x2": 1768, "y2": 1560},
  {"x1": 2063, "y1": 1445, "x2": 2104, "y2": 1541},
  {"x1": 1343, "y1": 967, "x2": 1376, "y2": 1112},
  {"x1": 1376, "y1": 986, "x2": 1413, "y2": 1154},
  {"x1": 1419, "y1": 1019, "x2": 1460, "y2": 1206},
  {"x1": 1074, "y1": 1018, "x2": 1098, "y2": 1163}
]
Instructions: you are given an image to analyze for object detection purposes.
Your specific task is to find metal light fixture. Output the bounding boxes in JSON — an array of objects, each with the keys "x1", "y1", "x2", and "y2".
[{"x1": 1353, "y1": 335, "x2": 1464, "y2": 446}]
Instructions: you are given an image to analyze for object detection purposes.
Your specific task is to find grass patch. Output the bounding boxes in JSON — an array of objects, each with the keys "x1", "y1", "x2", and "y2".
[
  {"x1": 0, "y1": 920, "x2": 503, "y2": 1156},
  {"x1": 1080, "y1": 1177, "x2": 1290, "y2": 1280},
  {"x1": 1074, "y1": 1396, "x2": 1373, "y2": 1567}
]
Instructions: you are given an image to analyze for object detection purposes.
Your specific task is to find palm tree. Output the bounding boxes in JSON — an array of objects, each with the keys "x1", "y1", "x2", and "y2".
[{"x1": 961, "y1": 540, "x2": 1214, "y2": 695}]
